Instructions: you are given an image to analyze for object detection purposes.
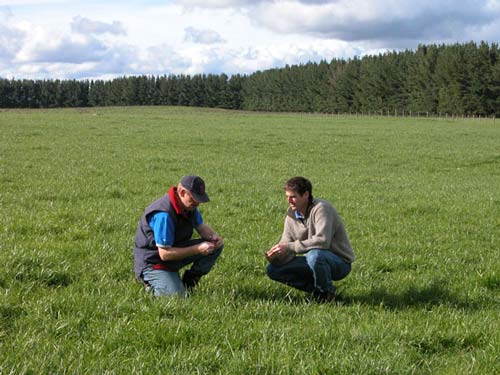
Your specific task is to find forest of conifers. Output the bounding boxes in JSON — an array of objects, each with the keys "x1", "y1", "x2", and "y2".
[{"x1": 1, "y1": 42, "x2": 499, "y2": 116}]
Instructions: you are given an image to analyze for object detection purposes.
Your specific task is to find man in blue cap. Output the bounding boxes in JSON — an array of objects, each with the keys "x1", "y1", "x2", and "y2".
[{"x1": 134, "y1": 175, "x2": 223, "y2": 297}]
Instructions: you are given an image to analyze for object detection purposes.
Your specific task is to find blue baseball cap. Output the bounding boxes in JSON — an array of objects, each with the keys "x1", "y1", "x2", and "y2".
[{"x1": 180, "y1": 175, "x2": 210, "y2": 203}]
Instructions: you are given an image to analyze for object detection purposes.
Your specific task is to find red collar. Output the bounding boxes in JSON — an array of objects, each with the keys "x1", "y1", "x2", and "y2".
[{"x1": 168, "y1": 187, "x2": 184, "y2": 215}]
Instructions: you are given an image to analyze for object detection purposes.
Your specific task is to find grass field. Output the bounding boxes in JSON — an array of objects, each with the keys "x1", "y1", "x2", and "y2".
[{"x1": 1, "y1": 106, "x2": 499, "y2": 374}]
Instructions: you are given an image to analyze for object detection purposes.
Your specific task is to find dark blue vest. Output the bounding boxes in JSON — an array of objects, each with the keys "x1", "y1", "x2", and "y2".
[{"x1": 133, "y1": 194, "x2": 197, "y2": 279}]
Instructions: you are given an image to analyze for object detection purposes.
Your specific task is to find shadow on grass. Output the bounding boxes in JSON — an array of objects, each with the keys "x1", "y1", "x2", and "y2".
[
  {"x1": 8, "y1": 257, "x2": 74, "y2": 289},
  {"x1": 231, "y1": 284, "x2": 312, "y2": 305},
  {"x1": 234, "y1": 279, "x2": 484, "y2": 310},
  {"x1": 342, "y1": 280, "x2": 482, "y2": 310},
  {"x1": 0, "y1": 304, "x2": 26, "y2": 337}
]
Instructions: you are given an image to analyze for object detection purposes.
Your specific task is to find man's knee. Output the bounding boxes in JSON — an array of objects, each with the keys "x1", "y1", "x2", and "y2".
[
  {"x1": 213, "y1": 244, "x2": 223, "y2": 258},
  {"x1": 190, "y1": 245, "x2": 223, "y2": 275},
  {"x1": 145, "y1": 279, "x2": 185, "y2": 297},
  {"x1": 205, "y1": 244, "x2": 223, "y2": 263},
  {"x1": 266, "y1": 263, "x2": 281, "y2": 280},
  {"x1": 153, "y1": 285, "x2": 185, "y2": 297},
  {"x1": 306, "y1": 249, "x2": 326, "y2": 267},
  {"x1": 207, "y1": 244, "x2": 223, "y2": 265}
]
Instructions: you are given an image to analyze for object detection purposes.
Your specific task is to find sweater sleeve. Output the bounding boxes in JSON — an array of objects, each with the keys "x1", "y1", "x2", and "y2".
[
  {"x1": 289, "y1": 203, "x2": 335, "y2": 253},
  {"x1": 280, "y1": 214, "x2": 295, "y2": 243}
]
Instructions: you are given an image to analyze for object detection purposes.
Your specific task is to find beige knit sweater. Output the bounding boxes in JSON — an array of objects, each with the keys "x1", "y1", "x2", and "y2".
[{"x1": 281, "y1": 198, "x2": 355, "y2": 263}]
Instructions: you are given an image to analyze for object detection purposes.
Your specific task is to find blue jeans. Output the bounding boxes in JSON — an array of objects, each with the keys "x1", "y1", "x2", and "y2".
[
  {"x1": 266, "y1": 249, "x2": 351, "y2": 294},
  {"x1": 142, "y1": 239, "x2": 223, "y2": 297}
]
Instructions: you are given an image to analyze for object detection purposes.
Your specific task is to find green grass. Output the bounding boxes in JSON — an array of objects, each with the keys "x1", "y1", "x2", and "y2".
[{"x1": 1, "y1": 106, "x2": 499, "y2": 374}]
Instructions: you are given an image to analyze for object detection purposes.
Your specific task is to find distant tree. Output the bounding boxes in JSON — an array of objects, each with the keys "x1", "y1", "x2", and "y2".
[
  {"x1": 0, "y1": 79, "x2": 12, "y2": 107},
  {"x1": 89, "y1": 80, "x2": 107, "y2": 107},
  {"x1": 144, "y1": 76, "x2": 159, "y2": 105},
  {"x1": 357, "y1": 54, "x2": 386, "y2": 112},
  {"x1": 176, "y1": 75, "x2": 191, "y2": 106},
  {"x1": 106, "y1": 77, "x2": 129, "y2": 106},
  {"x1": 59, "y1": 80, "x2": 84, "y2": 107},
  {"x1": 313, "y1": 60, "x2": 332, "y2": 112},
  {"x1": 488, "y1": 44, "x2": 500, "y2": 115},
  {"x1": 328, "y1": 57, "x2": 361, "y2": 113},
  {"x1": 158, "y1": 75, "x2": 179, "y2": 105},
  {"x1": 204, "y1": 74, "x2": 223, "y2": 108},
  {"x1": 434, "y1": 44, "x2": 467, "y2": 115},
  {"x1": 227, "y1": 74, "x2": 245, "y2": 109},
  {"x1": 407, "y1": 44, "x2": 439, "y2": 114},
  {"x1": 214, "y1": 73, "x2": 231, "y2": 109},
  {"x1": 462, "y1": 41, "x2": 494, "y2": 115},
  {"x1": 240, "y1": 71, "x2": 261, "y2": 110}
]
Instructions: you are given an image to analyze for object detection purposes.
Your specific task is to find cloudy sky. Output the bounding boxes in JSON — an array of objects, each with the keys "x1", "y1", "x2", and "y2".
[{"x1": 1, "y1": 0, "x2": 499, "y2": 80}]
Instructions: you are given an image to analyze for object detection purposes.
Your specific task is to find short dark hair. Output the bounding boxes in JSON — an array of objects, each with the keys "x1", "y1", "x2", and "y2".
[{"x1": 284, "y1": 176, "x2": 313, "y2": 203}]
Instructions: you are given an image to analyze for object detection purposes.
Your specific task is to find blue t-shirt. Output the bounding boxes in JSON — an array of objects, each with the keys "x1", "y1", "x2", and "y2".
[{"x1": 148, "y1": 210, "x2": 203, "y2": 247}]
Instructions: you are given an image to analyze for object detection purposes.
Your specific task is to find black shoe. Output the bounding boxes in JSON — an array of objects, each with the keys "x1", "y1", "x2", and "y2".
[
  {"x1": 182, "y1": 270, "x2": 202, "y2": 290},
  {"x1": 312, "y1": 290, "x2": 336, "y2": 303}
]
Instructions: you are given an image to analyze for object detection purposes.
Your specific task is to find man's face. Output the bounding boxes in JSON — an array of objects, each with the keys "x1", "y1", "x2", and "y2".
[
  {"x1": 179, "y1": 188, "x2": 200, "y2": 211},
  {"x1": 285, "y1": 189, "x2": 309, "y2": 214}
]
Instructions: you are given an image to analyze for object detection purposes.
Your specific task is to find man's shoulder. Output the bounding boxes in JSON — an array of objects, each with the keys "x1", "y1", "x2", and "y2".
[
  {"x1": 151, "y1": 211, "x2": 170, "y2": 220},
  {"x1": 147, "y1": 194, "x2": 171, "y2": 207},
  {"x1": 311, "y1": 198, "x2": 338, "y2": 216},
  {"x1": 144, "y1": 194, "x2": 173, "y2": 218},
  {"x1": 312, "y1": 198, "x2": 334, "y2": 209}
]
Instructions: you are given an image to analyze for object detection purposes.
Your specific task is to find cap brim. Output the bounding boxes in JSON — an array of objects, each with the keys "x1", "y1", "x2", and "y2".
[{"x1": 192, "y1": 193, "x2": 210, "y2": 203}]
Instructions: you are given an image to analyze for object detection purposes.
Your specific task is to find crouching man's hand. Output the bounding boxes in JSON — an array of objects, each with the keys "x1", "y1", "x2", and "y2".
[
  {"x1": 209, "y1": 233, "x2": 224, "y2": 249},
  {"x1": 198, "y1": 241, "x2": 215, "y2": 255},
  {"x1": 265, "y1": 242, "x2": 295, "y2": 265}
]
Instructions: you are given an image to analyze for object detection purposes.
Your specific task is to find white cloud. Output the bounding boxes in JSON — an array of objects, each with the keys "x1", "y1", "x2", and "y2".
[
  {"x1": 16, "y1": 34, "x2": 108, "y2": 64},
  {"x1": 175, "y1": 0, "x2": 256, "y2": 9},
  {"x1": 0, "y1": 5, "x2": 12, "y2": 19},
  {"x1": 138, "y1": 44, "x2": 191, "y2": 75},
  {"x1": 0, "y1": 7, "x2": 26, "y2": 61},
  {"x1": 0, "y1": 0, "x2": 69, "y2": 4},
  {"x1": 184, "y1": 26, "x2": 225, "y2": 44},
  {"x1": 0, "y1": 26, "x2": 23, "y2": 59},
  {"x1": 248, "y1": 0, "x2": 499, "y2": 42},
  {"x1": 1, "y1": 0, "x2": 500, "y2": 80},
  {"x1": 71, "y1": 16, "x2": 126, "y2": 35}
]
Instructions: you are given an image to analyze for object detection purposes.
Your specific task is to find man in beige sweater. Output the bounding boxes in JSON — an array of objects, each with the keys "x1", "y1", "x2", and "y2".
[{"x1": 265, "y1": 177, "x2": 355, "y2": 302}]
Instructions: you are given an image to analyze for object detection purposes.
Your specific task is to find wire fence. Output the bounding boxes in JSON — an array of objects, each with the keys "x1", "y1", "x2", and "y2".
[{"x1": 310, "y1": 110, "x2": 498, "y2": 122}]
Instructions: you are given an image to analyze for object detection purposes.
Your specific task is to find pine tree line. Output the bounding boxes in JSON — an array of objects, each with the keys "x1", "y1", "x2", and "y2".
[
  {"x1": 0, "y1": 74, "x2": 244, "y2": 110},
  {"x1": 1, "y1": 42, "x2": 499, "y2": 116}
]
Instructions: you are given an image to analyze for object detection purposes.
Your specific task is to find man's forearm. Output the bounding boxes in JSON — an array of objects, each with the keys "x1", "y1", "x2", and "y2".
[
  {"x1": 158, "y1": 245, "x2": 200, "y2": 261},
  {"x1": 197, "y1": 223, "x2": 217, "y2": 240}
]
